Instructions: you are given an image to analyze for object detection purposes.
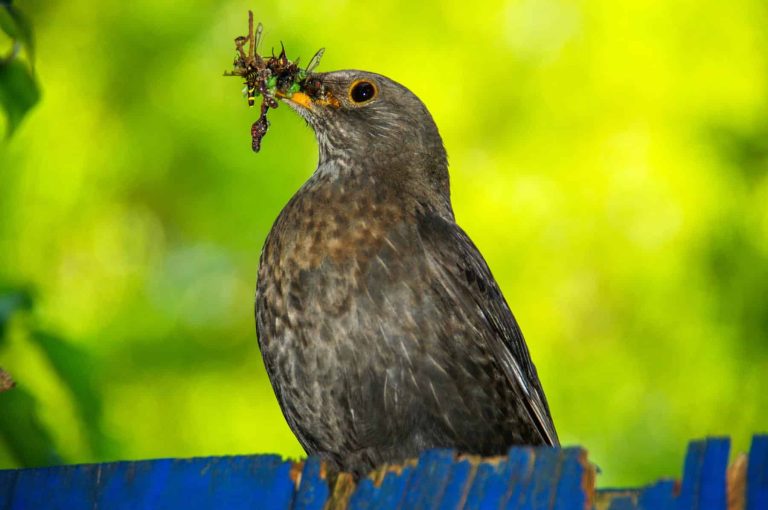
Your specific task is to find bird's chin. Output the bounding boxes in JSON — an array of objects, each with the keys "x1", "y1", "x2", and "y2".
[{"x1": 281, "y1": 97, "x2": 314, "y2": 123}]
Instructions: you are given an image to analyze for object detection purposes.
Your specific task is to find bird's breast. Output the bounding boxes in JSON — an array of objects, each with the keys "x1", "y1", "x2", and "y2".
[
  {"x1": 267, "y1": 179, "x2": 406, "y2": 270},
  {"x1": 256, "y1": 178, "x2": 412, "y2": 349}
]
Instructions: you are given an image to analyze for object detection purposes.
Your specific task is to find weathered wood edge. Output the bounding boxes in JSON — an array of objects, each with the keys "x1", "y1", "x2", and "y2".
[{"x1": 1, "y1": 435, "x2": 766, "y2": 509}]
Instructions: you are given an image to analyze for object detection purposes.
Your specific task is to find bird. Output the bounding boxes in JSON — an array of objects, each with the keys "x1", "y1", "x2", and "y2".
[{"x1": 255, "y1": 70, "x2": 558, "y2": 478}]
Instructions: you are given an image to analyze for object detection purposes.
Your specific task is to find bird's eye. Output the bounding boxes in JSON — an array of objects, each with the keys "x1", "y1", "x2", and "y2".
[{"x1": 349, "y1": 80, "x2": 377, "y2": 104}]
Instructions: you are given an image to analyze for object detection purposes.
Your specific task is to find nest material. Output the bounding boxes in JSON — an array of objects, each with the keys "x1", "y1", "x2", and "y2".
[{"x1": 225, "y1": 11, "x2": 324, "y2": 152}]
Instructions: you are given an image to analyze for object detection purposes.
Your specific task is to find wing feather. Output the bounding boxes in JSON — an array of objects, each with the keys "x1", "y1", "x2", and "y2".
[{"x1": 416, "y1": 211, "x2": 559, "y2": 446}]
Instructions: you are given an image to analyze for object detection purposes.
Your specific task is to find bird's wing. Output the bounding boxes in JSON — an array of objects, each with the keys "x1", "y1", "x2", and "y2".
[{"x1": 415, "y1": 211, "x2": 560, "y2": 446}]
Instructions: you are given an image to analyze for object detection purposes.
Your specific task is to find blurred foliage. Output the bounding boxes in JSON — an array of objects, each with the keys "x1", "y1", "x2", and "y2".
[
  {"x1": 0, "y1": 286, "x2": 107, "y2": 466},
  {"x1": 0, "y1": 0, "x2": 38, "y2": 137},
  {"x1": 0, "y1": 384, "x2": 59, "y2": 466},
  {"x1": 0, "y1": 0, "x2": 767, "y2": 488},
  {"x1": 0, "y1": 288, "x2": 59, "y2": 466}
]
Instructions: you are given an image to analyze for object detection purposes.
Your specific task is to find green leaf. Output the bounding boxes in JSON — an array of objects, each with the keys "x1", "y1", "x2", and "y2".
[
  {"x1": 0, "y1": 7, "x2": 16, "y2": 38},
  {"x1": 0, "y1": 4, "x2": 34, "y2": 64},
  {"x1": 30, "y1": 330, "x2": 107, "y2": 457},
  {"x1": 0, "y1": 9, "x2": 15, "y2": 38},
  {"x1": 0, "y1": 287, "x2": 33, "y2": 342},
  {"x1": 0, "y1": 383, "x2": 62, "y2": 466},
  {"x1": 0, "y1": 58, "x2": 39, "y2": 137}
]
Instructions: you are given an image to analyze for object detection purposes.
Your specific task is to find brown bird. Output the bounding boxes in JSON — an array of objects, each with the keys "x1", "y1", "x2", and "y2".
[{"x1": 255, "y1": 70, "x2": 558, "y2": 477}]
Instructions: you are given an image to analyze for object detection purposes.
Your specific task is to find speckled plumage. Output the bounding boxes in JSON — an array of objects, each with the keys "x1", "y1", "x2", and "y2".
[{"x1": 255, "y1": 70, "x2": 558, "y2": 477}]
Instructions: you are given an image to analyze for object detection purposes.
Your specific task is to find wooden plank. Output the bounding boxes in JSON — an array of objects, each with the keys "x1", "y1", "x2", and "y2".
[
  {"x1": 95, "y1": 459, "x2": 173, "y2": 510},
  {"x1": 293, "y1": 457, "x2": 329, "y2": 510},
  {"x1": 677, "y1": 438, "x2": 730, "y2": 510},
  {"x1": 747, "y1": 435, "x2": 768, "y2": 510},
  {"x1": 0, "y1": 468, "x2": 18, "y2": 509},
  {"x1": 595, "y1": 490, "x2": 639, "y2": 510},
  {"x1": 553, "y1": 448, "x2": 591, "y2": 510},
  {"x1": 327, "y1": 472, "x2": 356, "y2": 509},
  {"x1": 2, "y1": 435, "x2": 766, "y2": 509},
  {"x1": 463, "y1": 460, "x2": 507, "y2": 509},
  {"x1": 1, "y1": 455, "x2": 295, "y2": 510},
  {"x1": 399, "y1": 449, "x2": 454, "y2": 510},
  {"x1": 637, "y1": 480, "x2": 676, "y2": 510},
  {"x1": 347, "y1": 465, "x2": 415, "y2": 510},
  {"x1": 436, "y1": 458, "x2": 474, "y2": 510},
  {"x1": 347, "y1": 477, "x2": 376, "y2": 510},
  {"x1": 678, "y1": 439, "x2": 707, "y2": 510},
  {"x1": 119, "y1": 455, "x2": 294, "y2": 510},
  {"x1": 699, "y1": 438, "x2": 730, "y2": 509},
  {"x1": 297, "y1": 426, "x2": 570, "y2": 505},
  {"x1": 501, "y1": 447, "x2": 536, "y2": 509},
  {"x1": 726, "y1": 453, "x2": 746, "y2": 510},
  {"x1": 606, "y1": 496, "x2": 636, "y2": 510},
  {"x1": 9, "y1": 463, "x2": 96, "y2": 510},
  {"x1": 374, "y1": 468, "x2": 413, "y2": 510},
  {"x1": 528, "y1": 447, "x2": 561, "y2": 510}
]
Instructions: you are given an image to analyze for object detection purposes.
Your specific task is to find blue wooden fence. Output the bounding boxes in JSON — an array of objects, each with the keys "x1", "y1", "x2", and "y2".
[{"x1": 1, "y1": 435, "x2": 766, "y2": 509}]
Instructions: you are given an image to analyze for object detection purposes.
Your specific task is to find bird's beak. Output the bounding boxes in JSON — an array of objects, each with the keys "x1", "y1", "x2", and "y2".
[
  {"x1": 277, "y1": 89, "x2": 341, "y2": 111},
  {"x1": 278, "y1": 91, "x2": 314, "y2": 109}
]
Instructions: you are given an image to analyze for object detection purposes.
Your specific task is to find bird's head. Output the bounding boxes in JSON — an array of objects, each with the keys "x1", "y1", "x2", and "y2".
[{"x1": 279, "y1": 70, "x2": 450, "y2": 204}]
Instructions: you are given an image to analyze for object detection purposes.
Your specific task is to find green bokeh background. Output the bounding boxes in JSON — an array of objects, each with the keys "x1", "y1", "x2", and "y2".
[{"x1": 1, "y1": 0, "x2": 767, "y2": 487}]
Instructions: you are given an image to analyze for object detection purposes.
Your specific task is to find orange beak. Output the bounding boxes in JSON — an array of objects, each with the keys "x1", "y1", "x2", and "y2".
[
  {"x1": 278, "y1": 90, "x2": 341, "y2": 110},
  {"x1": 284, "y1": 91, "x2": 313, "y2": 109}
]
